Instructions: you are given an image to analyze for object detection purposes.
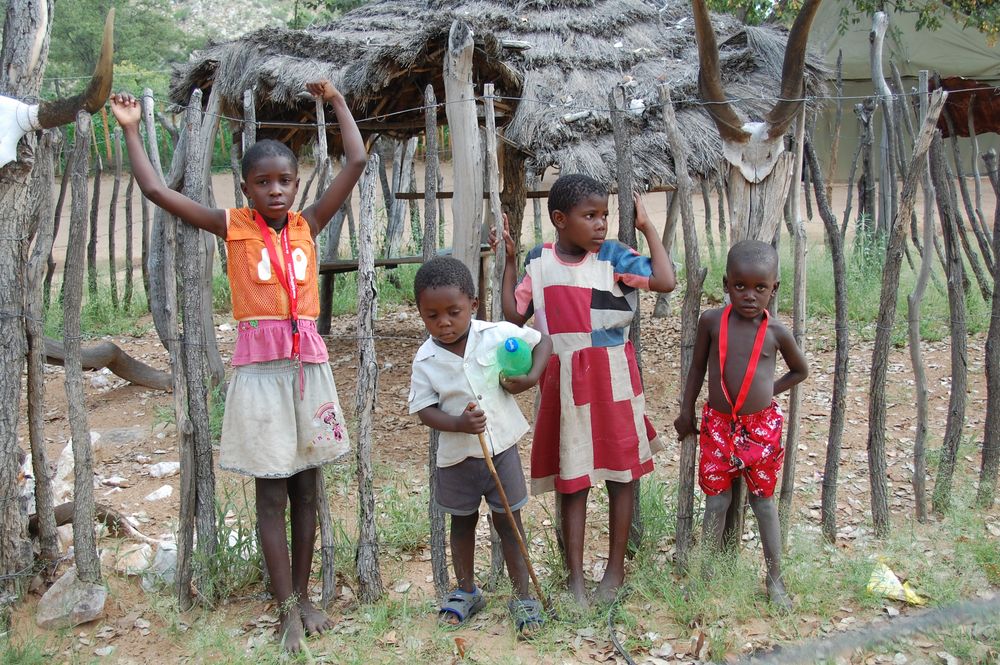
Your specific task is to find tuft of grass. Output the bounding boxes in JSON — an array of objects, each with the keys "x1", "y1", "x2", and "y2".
[
  {"x1": 378, "y1": 480, "x2": 430, "y2": 554},
  {"x1": 195, "y1": 484, "x2": 263, "y2": 601},
  {"x1": 0, "y1": 641, "x2": 49, "y2": 665},
  {"x1": 45, "y1": 282, "x2": 151, "y2": 338}
]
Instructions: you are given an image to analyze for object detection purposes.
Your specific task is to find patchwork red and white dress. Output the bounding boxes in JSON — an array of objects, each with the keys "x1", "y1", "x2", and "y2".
[{"x1": 514, "y1": 241, "x2": 663, "y2": 494}]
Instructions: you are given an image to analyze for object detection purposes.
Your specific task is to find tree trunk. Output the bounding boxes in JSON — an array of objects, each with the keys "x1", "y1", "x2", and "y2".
[
  {"x1": 0, "y1": 0, "x2": 57, "y2": 611},
  {"x1": 500, "y1": 148, "x2": 527, "y2": 258},
  {"x1": 660, "y1": 86, "x2": 707, "y2": 570},
  {"x1": 855, "y1": 98, "x2": 877, "y2": 239},
  {"x1": 943, "y1": 105, "x2": 994, "y2": 274},
  {"x1": 106, "y1": 127, "x2": 122, "y2": 309},
  {"x1": 778, "y1": 109, "x2": 808, "y2": 548},
  {"x1": 444, "y1": 20, "x2": 484, "y2": 289},
  {"x1": 316, "y1": 471, "x2": 336, "y2": 608},
  {"x1": 977, "y1": 149, "x2": 1000, "y2": 508},
  {"x1": 827, "y1": 50, "x2": 844, "y2": 204},
  {"x1": 652, "y1": 192, "x2": 679, "y2": 318},
  {"x1": 26, "y1": 131, "x2": 59, "y2": 561},
  {"x1": 804, "y1": 142, "x2": 850, "y2": 544},
  {"x1": 865, "y1": 90, "x2": 944, "y2": 539},
  {"x1": 422, "y1": 84, "x2": 448, "y2": 599},
  {"x1": 179, "y1": 91, "x2": 217, "y2": 584},
  {"x1": 64, "y1": 113, "x2": 101, "y2": 583},
  {"x1": 701, "y1": 178, "x2": 715, "y2": 263},
  {"x1": 355, "y1": 155, "x2": 383, "y2": 603},
  {"x1": 929, "y1": 135, "x2": 968, "y2": 516}
]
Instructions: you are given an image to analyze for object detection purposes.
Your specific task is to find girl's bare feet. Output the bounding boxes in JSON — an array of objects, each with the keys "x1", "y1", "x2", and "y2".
[
  {"x1": 279, "y1": 605, "x2": 306, "y2": 653},
  {"x1": 299, "y1": 597, "x2": 333, "y2": 634}
]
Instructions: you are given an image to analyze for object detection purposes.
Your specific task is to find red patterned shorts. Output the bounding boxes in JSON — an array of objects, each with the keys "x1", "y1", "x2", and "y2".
[{"x1": 698, "y1": 401, "x2": 784, "y2": 498}]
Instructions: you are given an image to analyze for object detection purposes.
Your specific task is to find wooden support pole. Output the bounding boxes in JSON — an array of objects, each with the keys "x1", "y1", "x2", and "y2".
[
  {"x1": 242, "y1": 89, "x2": 257, "y2": 153},
  {"x1": 660, "y1": 85, "x2": 707, "y2": 570},
  {"x1": 867, "y1": 90, "x2": 946, "y2": 537},
  {"x1": 804, "y1": 142, "x2": 850, "y2": 544},
  {"x1": 778, "y1": 108, "x2": 808, "y2": 547},
  {"x1": 124, "y1": 175, "x2": 135, "y2": 309},
  {"x1": 65, "y1": 112, "x2": 101, "y2": 584},
  {"x1": 908, "y1": 71, "x2": 935, "y2": 522},
  {"x1": 86, "y1": 146, "x2": 102, "y2": 301},
  {"x1": 26, "y1": 131, "x2": 60, "y2": 561},
  {"x1": 977, "y1": 149, "x2": 1000, "y2": 508},
  {"x1": 444, "y1": 20, "x2": 484, "y2": 289},
  {"x1": 142, "y1": 89, "x2": 173, "y2": 352},
  {"x1": 355, "y1": 155, "x2": 384, "y2": 603},
  {"x1": 107, "y1": 127, "x2": 122, "y2": 309},
  {"x1": 422, "y1": 84, "x2": 449, "y2": 599}
]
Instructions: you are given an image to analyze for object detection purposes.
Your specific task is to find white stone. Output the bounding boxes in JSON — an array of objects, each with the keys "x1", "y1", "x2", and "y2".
[
  {"x1": 147, "y1": 462, "x2": 180, "y2": 479},
  {"x1": 36, "y1": 567, "x2": 107, "y2": 630},
  {"x1": 144, "y1": 486, "x2": 173, "y2": 502}
]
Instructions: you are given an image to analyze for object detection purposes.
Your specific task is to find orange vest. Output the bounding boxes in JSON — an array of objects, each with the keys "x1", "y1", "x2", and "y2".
[{"x1": 225, "y1": 208, "x2": 320, "y2": 322}]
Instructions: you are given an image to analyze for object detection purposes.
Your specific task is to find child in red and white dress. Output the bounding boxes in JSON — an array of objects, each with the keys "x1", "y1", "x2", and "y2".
[{"x1": 494, "y1": 174, "x2": 675, "y2": 605}]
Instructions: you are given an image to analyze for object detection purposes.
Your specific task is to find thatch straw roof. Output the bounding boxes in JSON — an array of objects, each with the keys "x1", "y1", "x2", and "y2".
[{"x1": 170, "y1": 0, "x2": 828, "y2": 186}]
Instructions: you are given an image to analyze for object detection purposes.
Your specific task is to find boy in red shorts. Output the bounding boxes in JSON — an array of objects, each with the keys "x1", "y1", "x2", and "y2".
[{"x1": 674, "y1": 240, "x2": 808, "y2": 608}]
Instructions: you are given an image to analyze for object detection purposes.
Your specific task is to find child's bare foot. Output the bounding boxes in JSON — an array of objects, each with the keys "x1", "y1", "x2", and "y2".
[
  {"x1": 299, "y1": 597, "x2": 333, "y2": 634},
  {"x1": 567, "y1": 575, "x2": 589, "y2": 609},
  {"x1": 595, "y1": 569, "x2": 624, "y2": 604},
  {"x1": 766, "y1": 574, "x2": 792, "y2": 610},
  {"x1": 278, "y1": 605, "x2": 306, "y2": 653}
]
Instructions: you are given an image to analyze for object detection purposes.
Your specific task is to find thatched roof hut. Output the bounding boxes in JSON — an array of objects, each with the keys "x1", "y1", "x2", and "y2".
[{"x1": 171, "y1": 0, "x2": 826, "y2": 188}]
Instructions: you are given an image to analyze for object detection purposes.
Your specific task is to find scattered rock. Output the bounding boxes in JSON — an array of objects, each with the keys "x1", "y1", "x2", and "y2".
[
  {"x1": 36, "y1": 567, "x2": 107, "y2": 630},
  {"x1": 893, "y1": 653, "x2": 908, "y2": 665},
  {"x1": 94, "y1": 646, "x2": 114, "y2": 657},
  {"x1": 101, "y1": 476, "x2": 129, "y2": 488},
  {"x1": 147, "y1": 462, "x2": 180, "y2": 478},
  {"x1": 144, "y1": 486, "x2": 173, "y2": 502},
  {"x1": 104, "y1": 543, "x2": 154, "y2": 576},
  {"x1": 393, "y1": 581, "x2": 412, "y2": 594},
  {"x1": 98, "y1": 426, "x2": 146, "y2": 449},
  {"x1": 140, "y1": 543, "x2": 177, "y2": 591}
]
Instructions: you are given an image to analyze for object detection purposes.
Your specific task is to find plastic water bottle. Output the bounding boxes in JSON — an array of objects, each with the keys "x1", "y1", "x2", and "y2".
[{"x1": 497, "y1": 337, "x2": 533, "y2": 377}]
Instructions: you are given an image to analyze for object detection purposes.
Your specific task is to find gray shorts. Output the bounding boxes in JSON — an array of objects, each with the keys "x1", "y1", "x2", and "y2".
[{"x1": 435, "y1": 446, "x2": 528, "y2": 516}]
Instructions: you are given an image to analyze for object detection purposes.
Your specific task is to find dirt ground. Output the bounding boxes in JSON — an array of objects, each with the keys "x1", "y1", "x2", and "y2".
[{"x1": 12, "y1": 168, "x2": 1000, "y2": 662}]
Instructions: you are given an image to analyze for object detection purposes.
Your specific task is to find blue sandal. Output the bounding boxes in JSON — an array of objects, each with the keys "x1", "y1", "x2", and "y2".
[
  {"x1": 508, "y1": 598, "x2": 546, "y2": 636},
  {"x1": 438, "y1": 587, "x2": 485, "y2": 626}
]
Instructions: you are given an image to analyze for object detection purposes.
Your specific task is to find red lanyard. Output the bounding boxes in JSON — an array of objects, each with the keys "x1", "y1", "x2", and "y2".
[
  {"x1": 253, "y1": 211, "x2": 301, "y2": 362},
  {"x1": 718, "y1": 304, "x2": 769, "y2": 420}
]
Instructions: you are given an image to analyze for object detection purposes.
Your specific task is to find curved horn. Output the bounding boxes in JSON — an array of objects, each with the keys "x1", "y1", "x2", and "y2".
[
  {"x1": 693, "y1": 0, "x2": 749, "y2": 144},
  {"x1": 37, "y1": 9, "x2": 114, "y2": 128},
  {"x1": 764, "y1": 0, "x2": 821, "y2": 139}
]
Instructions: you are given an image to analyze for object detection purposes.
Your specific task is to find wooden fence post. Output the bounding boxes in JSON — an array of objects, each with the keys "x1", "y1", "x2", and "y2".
[
  {"x1": 977, "y1": 149, "x2": 1000, "y2": 508},
  {"x1": 107, "y1": 127, "x2": 122, "y2": 309},
  {"x1": 355, "y1": 154, "x2": 384, "y2": 603},
  {"x1": 866, "y1": 90, "x2": 945, "y2": 538},
  {"x1": 423, "y1": 84, "x2": 449, "y2": 599},
  {"x1": 64, "y1": 112, "x2": 101, "y2": 585},
  {"x1": 86, "y1": 149, "x2": 103, "y2": 300},
  {"x1": 26, "y1": 131, "x2": 60, "y2": 561},
  {"x1": 179, "y1": 89, "x2": 218, "y2": 577},
  {"x1": 803, "y1": 142, "x2": 850, "y2": 544},
  {"x1": 660, "y1": 85, "x2": 706, "y2": 570},
  {"x1": 778, "y1": 108, "x2": 808, "y2": 547},
  {"x1": 608, "y1": 86, "x2": 645, "y2": 556},
  {"x1": 444, "y1": 20, "x2": 484, "y2": 289}
]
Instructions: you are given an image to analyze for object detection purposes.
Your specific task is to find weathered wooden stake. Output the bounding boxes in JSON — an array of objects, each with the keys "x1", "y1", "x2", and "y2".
[
  {"x1": 907, "y1": 72, "x2": 935, "y2": 521},
  {"x1": 778, "y1": 108, "x2": 808, "y2": 547},
  {"x1": 866, "y1": 90, "x2": 945, "y2": 538},
  {"x1": 804, "y1": 142, "x2": 850, "y2": 544},
  {"x1": 64, "y1": 112, "x2": 101, "y2": 584},
  {"x1": 143, "y1": 89, "x2": 174, "y2": 351},
  {"x1": 44, "y1": 148, "x2": 73, "y2": 310},
  {"x1": 107, "y1": 126, "x2": 122, "y2": 309},
  {"x1": 26, "y1": 131, "x2": 60, "y2": 561},
  {"x1": 977, "y1": 149, "x2": 1000, "y2": 508},
  {"x1": 929, "y1": 134, "x2": 969, "y2": 516},
  {"x1": 661, "y1": 85, "x2": 707, "y2": 570},
  {"x1": 86, "y1": 149, "x2": 102, "y2": 300},
  {"x1": 608, "y1": 86, "x2": 644, "y2": 555},
  {"x1": 124, "y1": 175, "x2": 135, "y2": 309},
  {"x1": 422, "y1": 84, "x2": 449, "y2": 599},
  {"x1": 444, "y1": 20, "x2": 484, "y2": 289},
  {"x1": 355, "y1": 154, "x2": 384, "y2": 603},
  {"x1": 827, "y1": 50, "x2": 844, "y2": 204}
]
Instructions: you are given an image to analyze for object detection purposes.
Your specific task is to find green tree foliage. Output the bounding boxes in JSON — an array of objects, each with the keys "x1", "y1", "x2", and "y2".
[{"x1": 46, "y1": 0, "x2": 205, "y2": 91}]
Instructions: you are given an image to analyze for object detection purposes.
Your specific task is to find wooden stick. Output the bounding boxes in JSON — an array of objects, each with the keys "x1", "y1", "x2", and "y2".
[{"x1": 473, "y1": 422, "x2": 548, "y2": 610}]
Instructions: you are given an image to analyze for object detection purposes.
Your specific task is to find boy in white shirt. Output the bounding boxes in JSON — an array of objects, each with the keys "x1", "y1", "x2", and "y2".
[{"x1": 409, "y1": 257, "x2": 552, "y2": 634}]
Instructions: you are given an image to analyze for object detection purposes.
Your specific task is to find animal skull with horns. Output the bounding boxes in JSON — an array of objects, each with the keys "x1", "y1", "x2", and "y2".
[
  {"x1": 694, "y1": 0, "x2": 820, "y2": 182},
  {"x1": 0, "y1": 10, "x2": 114, "y2": 168}
]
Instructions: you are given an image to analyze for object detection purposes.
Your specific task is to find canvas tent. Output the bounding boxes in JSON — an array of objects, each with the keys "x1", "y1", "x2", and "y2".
[{"x1": 810, "y1": 0, "x2": 999, "y2": 179}]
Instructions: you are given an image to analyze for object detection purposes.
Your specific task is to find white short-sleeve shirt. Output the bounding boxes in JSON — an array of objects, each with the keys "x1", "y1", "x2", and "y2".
[{"x1": 408, "y1": 319, "x2": 543, "y2": 467}]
